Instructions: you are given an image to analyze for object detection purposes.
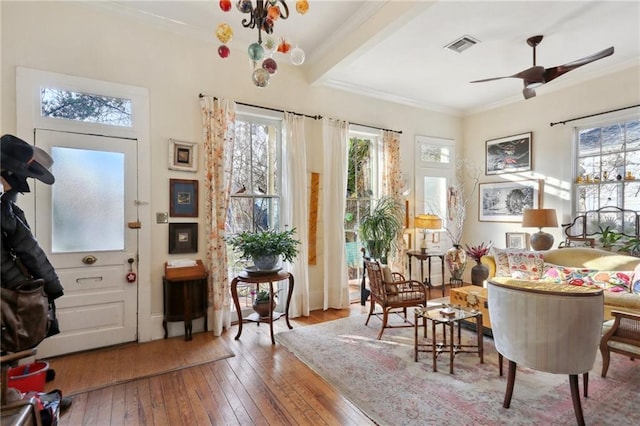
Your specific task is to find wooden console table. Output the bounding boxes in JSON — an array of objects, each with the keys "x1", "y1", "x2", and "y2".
[
  {"x1": 163, "y1": 260, "x2": 208, "y2": 341},
  {"x1": 231, "y1": 270, "x2": 294, "y2": 344},
  {"x1": 406, "y1": 250, "x2": 446, "y2": 297}
]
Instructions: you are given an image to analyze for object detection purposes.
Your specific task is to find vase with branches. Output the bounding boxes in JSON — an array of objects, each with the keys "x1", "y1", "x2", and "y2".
[{"x1": 431, "y1": 158, "x2": 483, "y2": 281}]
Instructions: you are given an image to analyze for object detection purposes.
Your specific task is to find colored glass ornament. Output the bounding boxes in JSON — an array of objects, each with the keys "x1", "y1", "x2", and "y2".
[
  {"x1": 277, "y1": 39, "x2": 291, "y2": 54},
  {"x1": 252, "y1": 67, "x2": 270, "y2": 87},
  {"x1": 248, "y1": 42, "x2": 265, "y2": 61},
  {"x1": 290, "y1": 47, "x2": 305, "y2": 65},
  {"x1": 262, "y1": 18, "x2": 274, "y2": 34},
  {"x1": 219, "y1": 0, "x2": 232, "y2": 12},
  {"x1": 296, "y1": 0, "x2": 309, "y2": 15},
  {"x1": 237, "y1": 0, "x2": 252, "y2": 13},
  {"x1": 218, "y1": 45, "x2": 230, "y2": 58},
  {"x1": 216, "y1": 23, "x2": 233, "y2": 44},
  {"x1": 262, "y1": 58, "x2": 278, "y2": 74},
  {"x1": 263, "y1": 36, "x2": 278, "y2": 55},
  {"x1": 268, "y1": 6, "x2": 280, "y2": 20}
]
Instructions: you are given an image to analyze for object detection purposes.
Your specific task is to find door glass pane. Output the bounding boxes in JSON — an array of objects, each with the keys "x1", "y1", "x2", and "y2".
[
  {"x1": 41, "y1": 88, "x2": 132, "y2": 127},
  {"x1": 51, "y1": 147, "x2": 125, "y2": 252}
]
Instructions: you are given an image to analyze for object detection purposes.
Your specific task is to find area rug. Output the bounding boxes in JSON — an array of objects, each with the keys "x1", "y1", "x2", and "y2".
[
  {"x1": 44, "y1": 332, "x2": 234, "y2": 396},
  {"x1": 276, "y1": 314, "x2": 639, "y2": 425}
]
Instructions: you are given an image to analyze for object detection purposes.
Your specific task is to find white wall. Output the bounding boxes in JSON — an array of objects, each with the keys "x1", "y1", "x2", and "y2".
[
  {"x1": 1, "y1": 1, "x2": 462, "y2": 325},
  {"x1": 462, "y1": 66, "x2": 640, "y2": 267}
]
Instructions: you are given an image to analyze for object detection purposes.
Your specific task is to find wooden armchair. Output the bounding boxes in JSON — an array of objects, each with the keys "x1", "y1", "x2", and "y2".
[
  {"x1": 363, "y1": 259, "x2": 428, "y2": 340},
  {"x1": 600, "y1": 310, "x2": 640, "y2": 378}
]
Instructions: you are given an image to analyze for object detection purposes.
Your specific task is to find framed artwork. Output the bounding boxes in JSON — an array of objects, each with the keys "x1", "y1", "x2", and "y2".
[
  {"x1": 479, "y1": 179, "x2": 541, "y2": 222},
  {"x1": 168, "y1": 139, "x2": 198, "y2": 172},
  {"x1": 168, "y1": 223, "x2": 198, "y2": 254},
  {"x1": 485, "y1": 132, "x2": 532, "y2": 175},
  {"x1": 169, "y1": 179, "x2": 198, "y2": 217},
  {"x1": 506, "y1": 232, "x2": 529, "y2": 250}
]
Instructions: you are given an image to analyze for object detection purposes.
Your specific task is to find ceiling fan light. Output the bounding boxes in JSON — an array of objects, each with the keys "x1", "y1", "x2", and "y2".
[{"x1": 525, "y1": 81, "x2": 543, "y2": 89}]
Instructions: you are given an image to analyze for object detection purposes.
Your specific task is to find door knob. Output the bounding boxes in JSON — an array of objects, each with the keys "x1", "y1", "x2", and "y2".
[{"x1": 82, "y1": 255, "x2": 97, "y2": 265}]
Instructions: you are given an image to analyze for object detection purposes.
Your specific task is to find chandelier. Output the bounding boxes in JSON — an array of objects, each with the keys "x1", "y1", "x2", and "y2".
[{"x1": 216, "y1": 0, "x2": 309, "y2": 87}]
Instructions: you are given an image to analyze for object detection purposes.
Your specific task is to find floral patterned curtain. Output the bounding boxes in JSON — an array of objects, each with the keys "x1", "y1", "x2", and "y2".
[
  {"x1": 382, "y1": 130, "x2": 404, "y2": 271},
  {"x1": 200, "y1": 96, "x2": 236, "y2": 336}
]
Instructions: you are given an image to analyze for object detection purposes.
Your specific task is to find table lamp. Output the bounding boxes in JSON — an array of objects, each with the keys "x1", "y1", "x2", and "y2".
[
  {"x1": 522, "y1": 208, "x2": 558, "y2": 250},
  {"x1": 414, "y1": 214, "x2": 442, "y2": 253}
]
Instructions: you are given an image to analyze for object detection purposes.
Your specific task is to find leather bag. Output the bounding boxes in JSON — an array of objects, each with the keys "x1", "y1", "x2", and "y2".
[{"x1": 1, "y1": 278, "x2": 49, "y2": 353}]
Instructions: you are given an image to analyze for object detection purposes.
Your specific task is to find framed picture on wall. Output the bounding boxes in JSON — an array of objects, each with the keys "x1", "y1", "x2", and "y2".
[
  {"x1": 168, "y1": 223, "x2": 198, "y2": 254},
  {"x1": 485, "y1": 132, "x2": 532, "y2": 175},
  {"x1": 168, "y1": 139, "x2": 198, "y2": 172},
  {"x1": 479, "y1": 179, "x2": 541, "y2": 222},
  {"x1": 169, "y1": 179, "x2": 198, "y2": 217},
  {"x1": 506, "y1": 232, "x2": 529, "y2": 250}
]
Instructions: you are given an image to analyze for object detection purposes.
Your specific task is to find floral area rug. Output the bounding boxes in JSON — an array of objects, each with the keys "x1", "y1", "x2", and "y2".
[{"x1": 276, "y1": 313, "x2": 639, "y2": 425}]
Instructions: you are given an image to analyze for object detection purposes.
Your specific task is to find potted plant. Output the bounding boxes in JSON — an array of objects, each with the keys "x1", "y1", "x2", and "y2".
[
  {"x1": 620, "y1": 236, "x2": 640, "y2": 256},
  {"x1": 598, "y1": 225, "x2": 623, "y2": 250},
  {"x1": 226, "y1": 228, "x2": 300, "y2": 271},
  {"x1": 252, "y1": 288, "x2": 278, "y2": 318},
  {"x1": 358, "y1": 196, "x2": 403, "y2": 263},
  {"x1": 464, "y1": 241, "x2": 493, "y2": 286}
]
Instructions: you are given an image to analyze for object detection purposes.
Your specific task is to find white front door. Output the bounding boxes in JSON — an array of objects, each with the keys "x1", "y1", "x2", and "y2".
[{"x1": 33, "y1": 129, "x2": 139, "y2": 358}]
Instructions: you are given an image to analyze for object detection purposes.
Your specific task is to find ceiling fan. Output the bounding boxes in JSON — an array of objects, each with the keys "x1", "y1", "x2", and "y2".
[{"x1": 470, "y1": 35, "x2": 614, "y2": 99}]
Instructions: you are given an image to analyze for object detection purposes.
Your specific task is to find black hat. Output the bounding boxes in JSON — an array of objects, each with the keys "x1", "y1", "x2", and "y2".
[{"x1": 1, "y1": 134, "x2": 55, "y2": 184}]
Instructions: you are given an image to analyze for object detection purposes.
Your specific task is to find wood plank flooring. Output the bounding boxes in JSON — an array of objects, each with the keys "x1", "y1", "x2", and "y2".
[
  {"x1": 47, "y1": 304, "x2": 374, "y2": 425},
  {"x1": 46, "y1": 285, "x2": 452, "y2": 425}
]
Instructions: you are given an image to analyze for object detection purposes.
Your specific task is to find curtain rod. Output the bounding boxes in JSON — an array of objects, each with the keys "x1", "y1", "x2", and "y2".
[
  {"x1": 198, "y1": 93, "x2": 403, "y2": 134},
  {"x1": 549, "y1": 104, "x2": 640, "y2": 127}
]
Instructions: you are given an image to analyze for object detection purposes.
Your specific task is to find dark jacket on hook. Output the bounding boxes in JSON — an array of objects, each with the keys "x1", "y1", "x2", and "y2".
[{"x1": 1, "y1": 190, "x2": 64, "y2": 301}]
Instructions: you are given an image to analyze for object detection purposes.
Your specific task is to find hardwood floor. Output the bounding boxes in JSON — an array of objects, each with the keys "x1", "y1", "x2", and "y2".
[
  {"x1": 48, "y1": 304, "x2": 374, "y2": 426},
  {"x1": 46, "y1": 285, "x2": 452, "y2": 425}
]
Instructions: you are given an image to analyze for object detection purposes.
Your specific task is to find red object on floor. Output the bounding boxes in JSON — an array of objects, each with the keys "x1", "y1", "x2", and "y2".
[{"x1": 8, "y1": 361, "x2": 49, "y2": 392}]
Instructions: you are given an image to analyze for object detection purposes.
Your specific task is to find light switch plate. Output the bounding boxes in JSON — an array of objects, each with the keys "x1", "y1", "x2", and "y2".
[{"x1": 156, "y1": 212, "x2": 168, "y2": 223}]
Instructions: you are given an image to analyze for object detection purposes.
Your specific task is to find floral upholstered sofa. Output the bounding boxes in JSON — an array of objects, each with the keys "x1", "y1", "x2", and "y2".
[{"x1": 482, "y1": 247, "x2": 640, "y2": 319}]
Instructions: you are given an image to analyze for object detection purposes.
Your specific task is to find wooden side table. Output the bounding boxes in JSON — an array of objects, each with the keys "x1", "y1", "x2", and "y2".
[
  {"x1": 231, "y1": 270, "x2": 294, "y2": 344},
  {"x1": 163, "y1": 260, "x2": 208, "y2": 341},
  {"x1": 406, "y1": 250, "x2": 446, "y2": 297}
]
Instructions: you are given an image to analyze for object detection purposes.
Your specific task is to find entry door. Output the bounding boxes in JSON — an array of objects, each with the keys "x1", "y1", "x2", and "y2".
[{"x1": 33, "y1": 129, "x2": 139, "y2": 358}]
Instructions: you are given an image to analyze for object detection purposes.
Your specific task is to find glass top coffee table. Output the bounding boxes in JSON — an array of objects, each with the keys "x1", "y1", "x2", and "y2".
[{"x1": 414, "y1": 303, "x2": 484, "y2": 374}]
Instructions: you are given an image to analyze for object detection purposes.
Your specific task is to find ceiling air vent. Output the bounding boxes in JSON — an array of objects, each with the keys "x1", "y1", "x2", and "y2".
[{"x1": 445, "y1": 35, "x2": 480, "y2": 53}]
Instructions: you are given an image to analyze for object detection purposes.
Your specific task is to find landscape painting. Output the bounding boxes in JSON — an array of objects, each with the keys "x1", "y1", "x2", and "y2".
[{"x1": 479, "y1": 180, "x2": 540, "y2": 222}]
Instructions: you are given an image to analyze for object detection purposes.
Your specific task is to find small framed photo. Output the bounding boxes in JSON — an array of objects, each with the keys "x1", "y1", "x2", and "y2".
[
  {"x1": 486, "y1": 132, "x2": 532, "y2": 175},
  {"x1": 506, "y1": 232, "x2": 529, "y2": 250},
  {"x1": 479, "y1": 179, "x2": 541, "y2": 222},
  {"x1": 170, "y1": 179, "x2": 198, "y2": 217},
  {"x1": 168, "y1": 223, "x2": 198, "y2": 254},
  {"x1": 169, "y1": 139, "x2": 198, "y2": 172}
]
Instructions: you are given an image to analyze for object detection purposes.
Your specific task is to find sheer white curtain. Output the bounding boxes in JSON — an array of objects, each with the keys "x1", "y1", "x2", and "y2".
[
  {"x1": 282, "y1": 112, "x2": 310, "y2": 317},
  {"x1": 200, "y1": 96, "x2": 236, "y2": 335},
  {"x1": 322, "y1": 118, "x2": 350, "y2": 309}
]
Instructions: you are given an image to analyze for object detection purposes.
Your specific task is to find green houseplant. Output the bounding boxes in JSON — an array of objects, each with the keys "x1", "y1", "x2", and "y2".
[
  {"x1": 598, "y1": 225, "x2": 623, "y2": 250},
  {"x1": 252, "y1": 288, "x2": 278, "y2": 317},
  {"x1": 226, "y1": 228, "x2": 300, "y2": 270},
  {"x1": 358, "y1": 196, "x2": 403, "y2": 263},
  {"x1": 620, "y1": 236, "x2": 640, "y2": 256}
]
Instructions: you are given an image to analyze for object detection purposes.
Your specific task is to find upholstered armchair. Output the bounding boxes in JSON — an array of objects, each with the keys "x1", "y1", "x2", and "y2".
[
  {"x1": 600, "y1": 310, "x2": 640, "y2": 378},
  {"x1": 363, "y1": 259, "x2": 428, "y2": 340},
  {"x1": 487, "y1": 279, "x2": 604, "y2": 426}
]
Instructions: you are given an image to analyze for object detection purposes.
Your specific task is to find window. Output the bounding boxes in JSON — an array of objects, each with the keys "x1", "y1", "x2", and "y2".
[
  {"x1": 226, "y1": 113, "x2": 282, "y2": 266},
  {"x1": 41, "y1": 87, "x2": 132, "y2": 127},
  {"x1": 345, "y1": 130, "x2": 381, "y2": 286},
  {"x1": 574, "y1": 118, "x2": 640, "y2": 223}
]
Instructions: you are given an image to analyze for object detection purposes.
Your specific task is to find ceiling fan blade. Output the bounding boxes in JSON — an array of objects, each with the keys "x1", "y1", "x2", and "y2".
[
  {"x1": 544, "y1": 46, "x2": 614, "y2": 83},
  {"x1": 470, "y1": 66, "x2": 545, "y2": 84}
]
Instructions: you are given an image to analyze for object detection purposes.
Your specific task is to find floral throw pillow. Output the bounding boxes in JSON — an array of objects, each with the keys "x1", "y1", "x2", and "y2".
[
  {"x1": 632, "y1": 263, "x2": 640, "y2": 295},
  {"x1": 574, "y1": 270, "x2": 634, "y2": 292},
  {"x1": 491, "y1": 248, "x2": 528, "y2": 277},
  {"x1": 541, "y1": 263, "x2": 575, "y2": 283},
  {"x1": 507, "y1": 252, "x2": 544, "y2": 280}
]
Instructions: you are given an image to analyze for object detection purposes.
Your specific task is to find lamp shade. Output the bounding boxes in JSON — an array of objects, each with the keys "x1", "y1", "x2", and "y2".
[
  {"x1": 521, "y1": 209, "x2": 558, "y2": 229},
  {"x1": 414, "y1": 214, "x2": 442, "y2": 230}
]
